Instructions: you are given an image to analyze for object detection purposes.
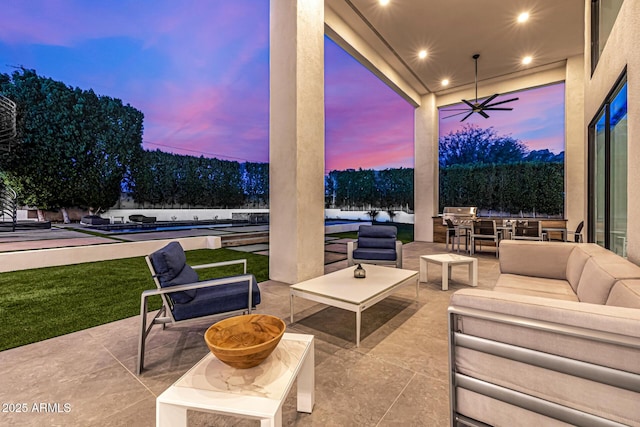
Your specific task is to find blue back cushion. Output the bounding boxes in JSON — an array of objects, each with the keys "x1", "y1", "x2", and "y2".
[
  {"x1": 357, "y1": 225, "x2": 397, "y2": 249},
  {"x1": 149, "y1": 242, "x2": 198, "y2": 303}
]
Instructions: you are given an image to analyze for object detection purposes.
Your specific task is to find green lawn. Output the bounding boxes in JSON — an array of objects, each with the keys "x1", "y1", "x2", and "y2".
[
  {"x1": 0, "y1": 248, "x2": 269, "y2": 352},
  {"x1": 328, "y1": 222, "x2": 414, "y2": 244}
]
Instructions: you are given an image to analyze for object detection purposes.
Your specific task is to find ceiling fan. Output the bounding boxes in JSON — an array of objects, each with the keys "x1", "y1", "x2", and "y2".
[{"x1": 443, "y1": 54, "x2": 519, "y2": 122}]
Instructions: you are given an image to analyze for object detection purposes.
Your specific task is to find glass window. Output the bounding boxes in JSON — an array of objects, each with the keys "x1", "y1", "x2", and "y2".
[
  {"x1": 588, "y1": 75, "x2": 627, "y2": 256},
  {"x1": 609, "y1": 82, "x2": 628, "y2": 256},
  {"x1": 591, "y1": 0, "x2": 624, "y2": 73},
  {"x1": 594, "y1": 113, "x2": 606, "y2": 247}
]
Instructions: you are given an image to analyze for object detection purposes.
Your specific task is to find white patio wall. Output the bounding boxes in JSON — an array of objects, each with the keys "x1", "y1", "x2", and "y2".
[
  {"x1": 0, "y1": 236, "x2": 221, "y2": 273},
  {"x1": 324, "y1": 209, "x2": 414, "y2": 224},
  {"x1": 101, "y1": 208, "x2": 270, "y2": 223}
]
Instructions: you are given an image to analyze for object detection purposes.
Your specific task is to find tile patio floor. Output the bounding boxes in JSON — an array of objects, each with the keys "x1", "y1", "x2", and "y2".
[{"x1": 0, "y1": 241, "x2": 500, "y2": 426}]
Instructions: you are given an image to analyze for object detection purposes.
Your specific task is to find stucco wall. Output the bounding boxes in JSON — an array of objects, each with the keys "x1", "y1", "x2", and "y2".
[{"x1": 584, "y1": 0, "x2": 640, "y2": 263}]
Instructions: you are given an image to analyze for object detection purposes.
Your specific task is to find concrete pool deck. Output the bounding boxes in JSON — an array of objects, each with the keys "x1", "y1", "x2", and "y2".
[{"x1": 0, "y1": 223, "x2": 354, "y2": 265}]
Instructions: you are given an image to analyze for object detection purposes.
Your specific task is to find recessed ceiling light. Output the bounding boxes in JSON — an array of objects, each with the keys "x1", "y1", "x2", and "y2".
[
  {"x1": 418, "y1": 50, "x2": 428, "y2": 59},
  {"x1": 442, "y1": 79, "x2": 449, "y2": 86},
  {"x1": 522, "y1": 56, "x2": 533, "y2": 65},
  {"x1": 517, "y1": 12, "x2": 529, "y2": 23},
  {"x1": 379, "y1": 0, "x2": 390, "y2": 6}
]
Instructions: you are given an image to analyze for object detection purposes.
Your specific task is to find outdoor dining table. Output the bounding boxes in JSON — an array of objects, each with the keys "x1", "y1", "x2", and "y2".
[
  {"x1": 542, "y1": 226, "x2": 568, "y2": 241},
  {"x1": 496, "y1": 225, "x2": 512, "y2": 241}
]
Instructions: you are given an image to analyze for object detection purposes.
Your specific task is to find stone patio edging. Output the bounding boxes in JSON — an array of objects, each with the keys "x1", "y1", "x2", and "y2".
[{"x1": 0, "y1": 236, "x2": 221, "y2": 273}]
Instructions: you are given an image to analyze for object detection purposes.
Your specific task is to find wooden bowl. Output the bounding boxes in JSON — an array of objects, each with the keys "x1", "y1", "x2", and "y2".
[{"x1": 204, "y1": 314, "x2": 286, "y2": 369}]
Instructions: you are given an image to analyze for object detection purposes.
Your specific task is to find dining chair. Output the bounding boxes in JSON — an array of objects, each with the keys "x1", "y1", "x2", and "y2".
[{"x1": 470, "y1": 220, "x2": 499, "y2": 257}]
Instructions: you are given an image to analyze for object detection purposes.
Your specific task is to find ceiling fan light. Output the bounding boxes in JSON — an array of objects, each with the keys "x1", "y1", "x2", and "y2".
[
  {"x1": 517, "y1": 12, "x2": 529, "y2": 23},
  {"x1": 418, "y1": 50, "x2": 427, "y2": 59},
  {"x1": 522, "y1": 55, "x2": 533, "y2": 65}
]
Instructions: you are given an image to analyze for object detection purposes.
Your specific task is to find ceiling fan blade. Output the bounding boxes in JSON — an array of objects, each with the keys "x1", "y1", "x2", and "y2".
[
  {"x1": 485, "y1": 97, "x2": 519, "y2": 107},
  {"x1": 479, "y1": 94, "x2": 499, "y2": 107},
  {"x1": 462, "y1": 99, "x2": 476, "y2": 109},
  {"x1": 460, "y1": 111, "x2": 475, "y2": 122},
  {"x1": 456, "y1": 54, "x2": 518, "y2": 118},
  {"x1": 442, "y1": 110, "x2": 473, "y2": 119}
]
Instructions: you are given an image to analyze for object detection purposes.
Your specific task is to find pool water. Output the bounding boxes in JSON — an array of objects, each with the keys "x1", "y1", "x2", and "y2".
[
  {"x1": 110, "y1": 224, "x2": 233, "y2": 233},
  {"x1": 94, "y1": 219, "x2": 366, "y2": 234}
]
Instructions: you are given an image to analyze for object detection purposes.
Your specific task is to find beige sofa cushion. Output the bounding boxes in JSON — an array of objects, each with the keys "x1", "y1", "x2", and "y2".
[
  {"x1": 456, "y1": 348, "x2": 640, "y2": 426},
  {"x1": 495, "y1": 274, "x2": 578, "y2": 301},
  {"x1": 451, "y1": 289, "x2": 640, "y2": 374},
  {"x1": 456, "y1": 389, "x2": 573, "y2": 427},
  {"x1": 577, "y1": 257, "x2": 640, "y2": 304},
  {"x1": 565, "y1": 246, "x2": 591, "y2": 291},
  {"x1": 499, "y1": 240, "x2": 574, "y2": 280},
  {"x1": 607, "y1": 280, "x2": 640, "y2": 309}
]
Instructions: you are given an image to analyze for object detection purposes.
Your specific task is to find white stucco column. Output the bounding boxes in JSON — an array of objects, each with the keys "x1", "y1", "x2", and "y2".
[
  {"x1": 564, "y1": 55, "x2": 586, "y2": 233},
  {"x1": 414, "y1": 93, "x2": 438, "y2": 242},
  {"x1": 269, "y1": 0, "x2": 325, "y2": 284}
]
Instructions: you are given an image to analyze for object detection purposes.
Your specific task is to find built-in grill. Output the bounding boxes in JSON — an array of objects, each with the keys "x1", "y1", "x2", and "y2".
[{"x1": 442, "y1": 207, "x2": 477, "y2": 225}]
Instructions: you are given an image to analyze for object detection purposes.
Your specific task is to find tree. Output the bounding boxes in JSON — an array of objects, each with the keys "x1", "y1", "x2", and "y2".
[
  {"x1": 0, "y1": 68, "x2": 143, "y2": 219},
  {"x1": 439, "y1": 124, "x2": 527, "y2": 167},
  {"x1": 243, "y1": 162, "x2": 269, "y2": 207}
]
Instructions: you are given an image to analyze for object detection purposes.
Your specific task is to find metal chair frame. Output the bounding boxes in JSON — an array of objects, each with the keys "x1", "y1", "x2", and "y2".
[{"x1": 137, "y1": 257, "x2": 255, "y2": 374}]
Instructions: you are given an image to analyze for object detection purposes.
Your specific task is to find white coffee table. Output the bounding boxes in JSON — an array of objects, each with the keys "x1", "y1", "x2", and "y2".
[
  {"x1": 156, "y1": 332, "x2": 314, "y2": 427},
  {"x1": 290, "y1": 264, "x2": 418, "y2": 347},
  {"x1": 420, "y1": 254, "x2": 478, "y2": 291}
]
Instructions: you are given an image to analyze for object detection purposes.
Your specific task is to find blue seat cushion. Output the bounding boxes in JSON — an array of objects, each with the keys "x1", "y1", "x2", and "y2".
[
  {"x1": 171, "y1": 275, "x2": 261, "y2": 321},
  {"x1": 353, "y1": 247, "x2": 397, "y2": 261},
  {"x1": 149, "y1": 242, "x2": 198, "y2": 304}
]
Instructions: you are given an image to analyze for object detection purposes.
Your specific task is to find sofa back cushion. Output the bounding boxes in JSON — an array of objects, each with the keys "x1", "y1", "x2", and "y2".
[
  {"x1": 606, "y1": 280, "x2": 640, "y2": 309},
  {"x1": 576, "y1": 258, "x2": 618, "y2": 304},
  {"x1": 357, "y1": 225, "x2": 397, "y2": 249},
  {"x1": 565, "y1": 246, "x2": 591, "y2": 292},
  {"x1": 575, "y1": 255, "x2": 640, "y2": 304},
  {"x1": 499, "y1": 240, "x2": 574, "y2": 280}
]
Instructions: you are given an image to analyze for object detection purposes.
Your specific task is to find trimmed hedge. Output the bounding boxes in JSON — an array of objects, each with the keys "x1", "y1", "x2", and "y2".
[{"x1": 439, "y1": 162, "x2": 563, "y2": 215}]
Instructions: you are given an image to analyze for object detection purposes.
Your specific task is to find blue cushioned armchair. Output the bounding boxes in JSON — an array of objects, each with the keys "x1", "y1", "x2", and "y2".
[
  {"x1": 137, "y1": 241, "x2": 260, "y2": 374},
  {"x1": 347, "y1": 225, "x2": 403, "y2": 268}
]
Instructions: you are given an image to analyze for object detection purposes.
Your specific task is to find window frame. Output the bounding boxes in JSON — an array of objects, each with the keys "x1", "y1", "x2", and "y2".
[{"x1": 587, "y1": 69, "x2": 627, "y2": 248}]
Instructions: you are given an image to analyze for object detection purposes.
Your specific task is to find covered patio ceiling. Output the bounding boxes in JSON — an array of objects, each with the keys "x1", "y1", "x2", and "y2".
[{"x1": 325, "y1": 0, "x2": 585, "y2": 98}]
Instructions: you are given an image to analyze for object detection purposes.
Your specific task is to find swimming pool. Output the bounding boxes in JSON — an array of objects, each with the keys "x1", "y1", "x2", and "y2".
[
  {"x1": 92, "y1": 219, "x2": 367, "y2": 234},
  {"x1": 110, "y1": 224, "x2": 232, "y2": 233}
]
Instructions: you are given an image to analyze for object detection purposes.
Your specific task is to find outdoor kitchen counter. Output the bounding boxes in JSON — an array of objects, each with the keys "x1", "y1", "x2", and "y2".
[{"x1": 432, "y1": 217, "x2": 567, "y2": 244}]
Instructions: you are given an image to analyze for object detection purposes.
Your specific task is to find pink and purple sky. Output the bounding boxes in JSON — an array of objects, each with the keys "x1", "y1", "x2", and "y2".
[
  {"x1": 439, "y1": 82, "x2": 565, "y2": 154},
  {"x1": 0, "y1": 1, "x2": 562, "y2": 172}
]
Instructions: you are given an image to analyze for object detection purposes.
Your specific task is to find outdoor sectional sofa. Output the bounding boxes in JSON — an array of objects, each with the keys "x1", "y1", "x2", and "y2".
[{"x1": 448, "y1": 240, "x2": 640, "y2": 426}]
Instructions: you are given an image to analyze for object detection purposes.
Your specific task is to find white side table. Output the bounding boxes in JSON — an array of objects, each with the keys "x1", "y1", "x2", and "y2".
[
  {"x1": 420, "y1": 254, "x2": 478, "y2": 291},
  {"x1": 156, "y1": 332, "x2": 314, "y2": 427}
]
